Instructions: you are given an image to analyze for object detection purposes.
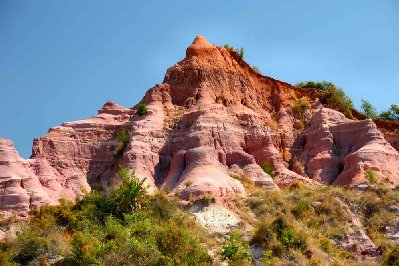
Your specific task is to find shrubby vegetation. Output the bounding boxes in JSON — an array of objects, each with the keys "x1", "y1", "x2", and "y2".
[
  {"x1": 360, "y1": 100, "x2": 399, "y2": 121},
  {"x1": 296, "y1": 80, "x2": 354, "y2": 118},
  {"x1": 321, "y1": 85, "x2": 354, "y2": 118},
  {"x1": 242, "y1": 182, "x2": 399, "y2": 265},
  {"x1": 261, "y1": 161, "x2": 275, "y2": 178},
  {"x1": 2, "y1": 166, "x2": 399, "y2": 265},
  {"x1": 113, "y1": 130, "x2": 130, "y2": 159},
  {"x1": 360, "y1": 99, "x2": 378, "y2": 119},
  {"x1": 296, "y1": 80, "x2": 335, "y2": 91},
  {"x1": 136, "y1": 103, "x2": 148, "y2": 116},
  {"x1": 0, "y1": 168, "x2": 212, "y2": 266},
  {"x1": 292, "y1": 98, "x2": 310, "y2": 125},
  {"x1": 221, "y1": 231, "x2": 252, "y2": 266},
  {"x1": 298, "y1": 81, "x2": 398, "y2": 122},
  {"x1": 223, "y1": 44, "x2": 245, "y2": 60},
  {"x1": 379, "y1": 104, "x2": 399, "y2": 121}
]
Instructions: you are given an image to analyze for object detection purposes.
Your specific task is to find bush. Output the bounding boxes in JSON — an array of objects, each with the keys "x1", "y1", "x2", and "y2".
[
  {"x1": 221, "y1": 231, "x2": 252, "y2": 265},
  {"x1": 360, "y1": 99, "x2": 378, "y2": 119},
  {"x1": 113, "y1": 130, "x2": 130, "y2": 159},
  {"x1": 366, "y1": 169, "x2": 379, "y2": 184},
  {"x1": 296, "y1": 81, "x2": 353, "y2": 117},
  {"x1": 137, "y1": 103, "x2": 148, "y2": 116},
  {"x1": 292, "y1": 98, "x2": 310, "y2": 124},
  {"x1": 379, "y1": 104, "x2": 399, "y2": 121},
  {"x1": 262, "y1": 161, "x2": 275, "y2": 177},
  {"x1": 0, "y1": 167, "x2": 212, "y2": 266},
  {"x1": 224, "y1": 44, "x2": 245, "y2": 59},
  {"x1": 321, "y1": 85, "x2": 353, "y2": 118},
  {"x1": 272, "y1": 217, "x2": 307, "y2": 250},
  {"x1": 296, "y1": 81, "x2": 334, "y2": 91},
  {"x1": 110, "y1": 167, "x2": 148, "y2": 217}
]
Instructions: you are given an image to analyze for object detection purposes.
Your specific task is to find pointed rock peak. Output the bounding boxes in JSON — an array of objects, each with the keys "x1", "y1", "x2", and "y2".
[
  {"x1": 191, "y1": 35, "x2": 212, "y2": 47},
  {"x1": 186, "y1": 35, "x2": 218, "y2": 58}
]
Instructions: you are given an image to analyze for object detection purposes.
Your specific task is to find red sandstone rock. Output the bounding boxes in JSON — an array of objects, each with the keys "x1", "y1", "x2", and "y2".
[
  {"x1": 300, "y1": 103, "x2": 399, "y2": 185},
  {"x1": 1, "y1": 35, "x2": 399, "y2": 214}
]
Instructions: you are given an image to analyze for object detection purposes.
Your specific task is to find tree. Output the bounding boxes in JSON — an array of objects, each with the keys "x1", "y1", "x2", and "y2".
[
  {"x1": 379, "y1": 104, "x2": 399, "y2": 121},
  {"x1": 360, "y1": 99, "x2": 377, "y2": 119}
]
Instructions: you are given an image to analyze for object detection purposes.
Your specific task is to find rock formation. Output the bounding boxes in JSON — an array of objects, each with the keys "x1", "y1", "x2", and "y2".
[{"x1": 1, "y1": 35, "x2": 399, "y2": 216}]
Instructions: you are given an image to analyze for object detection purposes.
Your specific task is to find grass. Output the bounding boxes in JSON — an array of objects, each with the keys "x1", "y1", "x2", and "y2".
[
  {"x1": 246, "y1": 183, "x2": 399, "y2": 265},
  {"x1": 262, "y1": 161, "x2": 275, "y2": 178},
  {"x1": 1, "y1": 166, "x2": 399, "y2": 265}
]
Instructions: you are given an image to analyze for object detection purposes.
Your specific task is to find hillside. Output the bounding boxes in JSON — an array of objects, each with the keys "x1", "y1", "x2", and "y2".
[{"x1": 1, "y1": 36, "x2": 399, "y2": 265}]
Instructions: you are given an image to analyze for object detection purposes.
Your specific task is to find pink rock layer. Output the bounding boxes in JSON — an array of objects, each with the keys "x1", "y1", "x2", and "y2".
[{"x1": 1, "y1": 35, "x2": 399, "y2": 214}]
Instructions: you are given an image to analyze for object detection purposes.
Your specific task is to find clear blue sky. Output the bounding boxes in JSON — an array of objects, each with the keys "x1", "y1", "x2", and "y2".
[{"x1": 1, "y1": 0, "x2": 398, "y2": 158}]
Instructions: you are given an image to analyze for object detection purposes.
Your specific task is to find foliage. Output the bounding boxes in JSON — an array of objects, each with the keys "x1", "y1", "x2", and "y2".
[
  {"x1": 0, "y1": 168, "x2": 212, "y2": 266},
  {"x1": 365, "y1": 169, "x2": 379, "y2": 184},
  {"x1": 113, "y1": 130, "x2": 130, "y2": 159},
  {"x1": 223, "y1": 44, "x2": 245, "y2": 59},
  {"x1": 360, "y1": 99, "x2": 378, "y2": 119},
  {"x1": 296, "y1": 80, "x2": 334, "y2": 91},
  {"x1": 296, "y1": 81, "x2": 354, "y2": 117},
  {"x1": 321, "y1": 84, "x2": 354, "y2": 118},
  {"x1": 137, "y1": 103, "x2": 148, "y2": 116},
  {"x1": 221, "y1": 231, "x2": 252, "y2": 265},
  {"x1": 292, "y1": 98, "x2": 310, "y2": 124},
  {"x1": 261, "y1": 161, "x2": 275, "y2": 177},
  {"x1": 379, "y1": 104, "x2": 399, "y2": 121},
  {"x1": 260, "y1": 249, "x2": 275, "y2": 266},
  {"x1": 246, "y1": 183, "x2": 399, "y2": 265}
]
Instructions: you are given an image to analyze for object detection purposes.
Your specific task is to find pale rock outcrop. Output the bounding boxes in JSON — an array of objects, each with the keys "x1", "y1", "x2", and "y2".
[
  {"x1": 300, "y1": 104, "x2": 399, "y2": 185},
  {"x1": 0, "y1": 139, "x2": 52, "y2": 214},
  {"x1": 0, "y1": 102, "x2": 133, "y2": 214}
]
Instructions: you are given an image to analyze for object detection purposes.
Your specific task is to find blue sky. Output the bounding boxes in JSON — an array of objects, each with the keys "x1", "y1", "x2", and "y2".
[{"x1": 1, "y1": 0, "x2": 398, "y2": 158}]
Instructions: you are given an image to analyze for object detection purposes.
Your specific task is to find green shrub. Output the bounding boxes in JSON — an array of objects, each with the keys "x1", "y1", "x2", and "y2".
[
  {"x1": 322, "y1": 85, "x2": 353, "y2": 118},
  {"x1": 360, "y1": 99, "x2": 378, "y2": 119},
  {"x1": 261, "y1": 249, "x2": 276, "y2": 266},
  {"x1": 366, "y1": 169, "x2": 379, "y2": 184},
  {"x1": 221, "y1": 231, "x2": 252, "y2": 265},
  {"x1": 272, "y1": 217, "x2": 307, "y2": 250},
  {"x1": 296, "y1": 81, "x2": 353, "y2": 117},
  {"x1": 224, "y1": 44, "x2": 245, "y2": 59},
  {"x1": 379, "y1": 104, "x2": 399, "y2": 121},
  {"x1": 0, "y1": 167, "x2": 212, "y2": 266},
  {"x1": 113, "y1": 130, "x2": 130, "y2": 159},
  {"x1": 291, "y1": 199, "x2": 310, "y2": 218},
  {"x1": 262, "y1": 161, "x2": 275, "y2": 177},
  {"x1": 296, "y1": 81, "x2": 334, "y2": 91},
  {"x1": 292, "y1": 98, "x2": 310, "y2": 124},
  {"x1": 137, "y1": 103, "x2": 148, "y2": 116}
]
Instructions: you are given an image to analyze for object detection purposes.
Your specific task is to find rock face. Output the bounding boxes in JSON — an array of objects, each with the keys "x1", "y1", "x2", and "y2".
[
  {"x1": 0, "y1": 102, "x2": 133, "y2": 215},
  {"x1": 299, "y1": 103, "x2": 399, "y2": 185},
  {"x1": 1, "y1": 35, "x2": 399, "y2": 214}
]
